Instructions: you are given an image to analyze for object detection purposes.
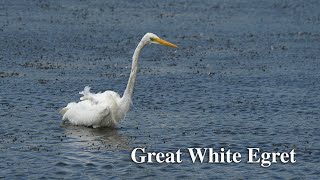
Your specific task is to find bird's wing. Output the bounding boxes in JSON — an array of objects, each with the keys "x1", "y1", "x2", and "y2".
[
  {"x1": 61, "y1": 86, "x2": 111, "y2": 126},
  {"x1": 62, "y1": 100, "x2": 110, "y2": 126},
  {"x1": 61, "y1": 86, "x2": 123, "y2": 127}
]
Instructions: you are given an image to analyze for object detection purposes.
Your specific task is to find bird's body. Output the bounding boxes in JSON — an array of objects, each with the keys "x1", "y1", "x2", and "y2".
[
  {"x1": 61, "y1": 87, "x2": 128, "y2": 128},
  {"x1": 60, "y1": 33, "x2": 177, "y2": 128}
]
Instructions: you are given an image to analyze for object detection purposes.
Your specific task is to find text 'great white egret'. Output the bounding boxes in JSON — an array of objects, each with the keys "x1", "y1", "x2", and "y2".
[{"x1": 60, "y1": 33, "x2": 177, "y2": 128}]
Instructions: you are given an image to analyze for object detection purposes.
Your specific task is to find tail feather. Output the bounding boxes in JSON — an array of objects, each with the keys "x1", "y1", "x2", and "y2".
[
  {"x1": 59, "y1": 107, "x2": 68, "y2": 115},
  {"x1": 60, "y1": 102, "x2": 76, "y2": 118}
]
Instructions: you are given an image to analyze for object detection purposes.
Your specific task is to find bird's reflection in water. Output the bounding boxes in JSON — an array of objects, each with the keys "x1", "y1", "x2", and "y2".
[{"x1": 62, "y1": 123, "x2": 131, "y2": 151}]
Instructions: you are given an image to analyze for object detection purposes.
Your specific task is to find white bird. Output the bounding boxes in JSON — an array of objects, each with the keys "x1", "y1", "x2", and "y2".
[{"x1": 60, "y1": 33, "x2": 177, "y2": 128}]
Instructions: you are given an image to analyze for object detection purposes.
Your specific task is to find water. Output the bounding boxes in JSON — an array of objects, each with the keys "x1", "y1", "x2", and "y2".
[{"x1": 1, "y1": 0, "x2": 320, "y2": 179}]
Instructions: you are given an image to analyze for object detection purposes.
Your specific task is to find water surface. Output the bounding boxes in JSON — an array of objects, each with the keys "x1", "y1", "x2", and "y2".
[{"x1": 0, "y1": 0, "x2": 319, "y2": 179}]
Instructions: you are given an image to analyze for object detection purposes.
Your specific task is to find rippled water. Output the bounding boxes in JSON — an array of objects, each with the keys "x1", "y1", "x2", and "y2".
[{"x1": 1, "y1": 0, "x2": 320, "y2": 179}]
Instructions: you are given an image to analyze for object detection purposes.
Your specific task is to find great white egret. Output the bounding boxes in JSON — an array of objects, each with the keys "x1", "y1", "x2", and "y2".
[{"x1": 60, "y1": 33, "x2": 177, "y2": 128}]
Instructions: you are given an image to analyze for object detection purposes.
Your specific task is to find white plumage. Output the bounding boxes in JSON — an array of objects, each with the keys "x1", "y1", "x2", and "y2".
[
  {"x1": 61, "y1": 86, "x2": 128, "y2": 128},
  {"x1": 60, "y1": 33, "x2": 177, "y2": 128}
]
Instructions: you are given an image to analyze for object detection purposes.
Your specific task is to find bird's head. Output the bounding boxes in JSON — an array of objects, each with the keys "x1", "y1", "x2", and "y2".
[{"x1": 141, "y1": 33, "x2": 177, "y2": 48}]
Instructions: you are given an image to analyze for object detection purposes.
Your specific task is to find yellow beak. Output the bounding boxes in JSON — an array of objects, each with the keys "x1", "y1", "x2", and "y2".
[{"x1": 153, "y1": 38, "x2": 178, "y2": 48}]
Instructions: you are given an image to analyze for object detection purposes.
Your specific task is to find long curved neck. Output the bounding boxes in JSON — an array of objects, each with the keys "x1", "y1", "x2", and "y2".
[{"x1": 122, "y1": 41, "x2": 145, "y2": 102}]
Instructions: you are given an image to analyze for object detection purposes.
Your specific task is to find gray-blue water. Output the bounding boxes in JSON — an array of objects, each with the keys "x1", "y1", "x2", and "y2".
[{"x1": 1, "y1": 0, "x2": 320, "y2": 179}]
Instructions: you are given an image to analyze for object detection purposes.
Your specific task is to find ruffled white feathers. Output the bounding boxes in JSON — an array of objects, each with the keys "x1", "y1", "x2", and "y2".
[{"x1": 61, "y1": 86, "x2": 125, "y2": 128}]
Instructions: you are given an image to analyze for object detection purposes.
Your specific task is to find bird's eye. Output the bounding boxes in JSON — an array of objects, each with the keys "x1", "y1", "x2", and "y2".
[{"x1": 150, "y1": 37, "x2": 155, "y2": 41}]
